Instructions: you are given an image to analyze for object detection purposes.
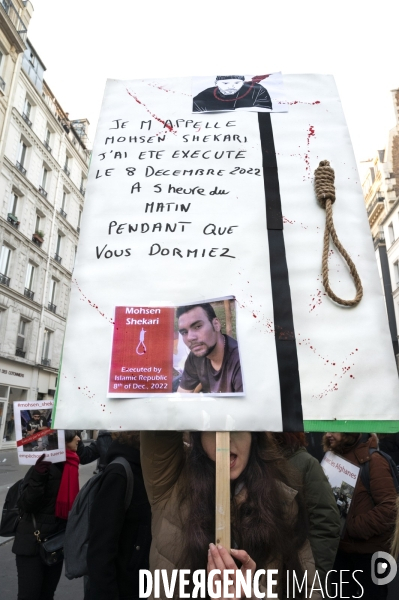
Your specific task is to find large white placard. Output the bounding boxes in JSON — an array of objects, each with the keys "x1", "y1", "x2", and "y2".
[{"x1": 54, "y1": 74, "x2": 399, "y2": 431}]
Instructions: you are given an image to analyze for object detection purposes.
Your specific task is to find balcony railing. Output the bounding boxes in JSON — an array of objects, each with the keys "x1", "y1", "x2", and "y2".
[
  {"x1": 54, "y1": 253, "x2": 62, "y2": 264},
  {"x1": 0, "y1": 76, "x2": 5, "y2": 92},
  {"x1": 367, "y1": 194, "x2": 384, "y2": 216},
  {"x1": 15, "y1": 348, "x2": 25, "y2": 358},
  {"x1": 32, "y1": 234, "x2": 43, "y2": 247},
  {"x1": 43, "y1": 140, "x2": 52, "y2": 154},
  {"x1": 24, "y1": 287, "x2": 34, "y2": 300},
  {"x1": 48, "y1": 302, "x2": 57, "y2": 313},
  {"x1": 41, "y1": 357, "x2": 51, "y2": 367},
  {"x1": 7, "y1": 213, "x2": 19, "y2": 228},
  {"x1": 0, "y1": 0, "x2": 28, "y2": 41},
  {"x1": 38, "y1": 185, "x2": 48, "y2": 198},
  {"x1": 0, "y1": 272, "x2": 10, "y2": 286},
  {"x1": 79, "y1": 186, "x2": 86, "y2": 197},
  {"x1": 22, "y1": 112, "x2": 32, "y2": 127},
  {"x1": 16, "y1": 160, "x2": 26, "y2": 175},
  {"x1": 59, "y1": 208, "x2": 67, "y2": 219},
  {"x1": 63, "y1": 165, "x2": 70, "y2": 177}
]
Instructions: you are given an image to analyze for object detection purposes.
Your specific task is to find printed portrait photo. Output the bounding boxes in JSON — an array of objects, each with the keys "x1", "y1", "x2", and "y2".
[{"x1": 192, "y1": 72, "x2": 286, "y2": 113}]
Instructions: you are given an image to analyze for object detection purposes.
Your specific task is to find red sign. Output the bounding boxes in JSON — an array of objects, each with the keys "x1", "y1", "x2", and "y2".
[
  {"x1": 108, "y1": 306, "x2": 175, "y2": 394},
  {"x1": 17, "y1": 428, "x2": 55, "y2": 447}
]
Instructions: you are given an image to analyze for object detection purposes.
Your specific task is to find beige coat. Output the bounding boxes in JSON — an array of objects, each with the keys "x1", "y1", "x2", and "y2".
[{"x1": 141, "y1": 431, "x2": 322, "y2": 599}]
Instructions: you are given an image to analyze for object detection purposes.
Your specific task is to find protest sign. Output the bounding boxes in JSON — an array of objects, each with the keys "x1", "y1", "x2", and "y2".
[
  {"x1": 108, "y1": 298, "x2": 243, "y2": 397},
  {"x1": 14, "y1": 400, "x2": 65, "y2": 465},
  {"x1": 54, "y1": 74, "x2": 399, "y2": 432},
  {"x1": 321, "y1": 451, "x2": 360, "y2": 535}
]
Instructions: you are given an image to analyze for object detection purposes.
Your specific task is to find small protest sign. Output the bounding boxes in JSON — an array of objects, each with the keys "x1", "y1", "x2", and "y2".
[
  {"x1": 14, "y1": 400, "x2": 65, "y2": 465},
  {"x1": 108, "y1": 298, "x2": 243, "y2": 397},
  {"x1": 321, "y1": 451, "x2": 360, "y2": 535}
]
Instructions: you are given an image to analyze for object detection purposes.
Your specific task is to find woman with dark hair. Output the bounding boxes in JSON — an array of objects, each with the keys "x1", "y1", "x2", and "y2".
[
  {"x1": 12, "y1": 430, "x2": 80, "y2": 600},
  {"x1": 141, "y1": 431, "x2": 321, "y2": 599},
  {"x1": 272, "y1": 432, "x2": 341, "y2": 591}
]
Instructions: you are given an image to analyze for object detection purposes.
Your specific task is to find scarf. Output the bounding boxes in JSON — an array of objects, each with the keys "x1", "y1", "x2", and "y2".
[{"x1": 55, "y1": 450, "x2": 80, "y2": 519}]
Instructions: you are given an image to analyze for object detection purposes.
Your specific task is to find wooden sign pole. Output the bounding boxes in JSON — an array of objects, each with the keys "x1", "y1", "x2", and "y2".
[{"x1": 215, "y1": 431, "x2": 231, "y2": 550}]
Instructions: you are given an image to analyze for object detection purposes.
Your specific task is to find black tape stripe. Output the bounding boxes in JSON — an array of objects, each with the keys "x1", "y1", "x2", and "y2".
[
  {"x1": 258, "y1": 112, "x2": 303, "y2": 431},
  {"x1": 258, "y1": 112, "x2": 283, "y2": 230}
]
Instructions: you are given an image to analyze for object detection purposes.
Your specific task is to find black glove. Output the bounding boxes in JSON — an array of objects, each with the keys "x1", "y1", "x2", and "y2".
[{"x1": 34, "y1": 454, "x2": 51, "y2": 475}]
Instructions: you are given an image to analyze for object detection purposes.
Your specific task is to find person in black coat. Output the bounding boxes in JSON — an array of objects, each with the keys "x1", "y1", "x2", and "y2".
[
  {"x1": 77, "y1": 429, "x2": 113, "y2": 472},
  {"x1": 86, "y1": 431, "x2": 151, "y2": 600},
  {"x1": 12, "y1": 430, "x2": 80, "y2": 600}
]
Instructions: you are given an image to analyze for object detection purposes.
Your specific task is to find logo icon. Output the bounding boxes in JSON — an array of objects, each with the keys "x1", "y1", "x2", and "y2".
[{"x1": 371, "y1": 551, "x2": 397, "y2": 585}]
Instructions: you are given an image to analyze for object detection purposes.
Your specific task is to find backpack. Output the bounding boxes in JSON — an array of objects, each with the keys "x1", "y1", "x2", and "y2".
[
  {"x1": 0, "y1": 472, "x2": 30, "y2": 537},
  {"x1": 360, "y1": 448, "x2": 399, "y2": 497},
  {"x1": 64, "y1": 456, "x2": 133, "y2": 580}
]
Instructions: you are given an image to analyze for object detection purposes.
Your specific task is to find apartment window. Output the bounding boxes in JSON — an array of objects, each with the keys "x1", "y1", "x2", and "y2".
[
  {"x1": 16, "y1": 319, "x2": 27, "y2": 351},
  {"x1": 370, "y1": 167, "x2": 375, "y2": 184},
  {"x1": 49, "y1": 279, "x2": 57, "y2": 305},
  {"x1": 388, "y1": 223, "x2": 395, "y2": 245},
  {"x1": 61, "y1": 191, "x2": 68, "y2": 214},
  {"x1": 42, "y1": 328, "x2": 52, "y2": 361},
  {"x1": 55, "y1": 234, "x2": 62, "y2": 261},
  {"x1": 23, "y1": 98, "x2": 31, "y2": 119},
  {"x1": 42, "y1": 167, "x2": 48, "y2": 189},
  {"x1": 8, "y1": 193, "x2": 18, "y2": 216},
  {"x1": 45, "y1": 128, "x2": 51, "y2": 144},
  {"x1": 25, "y1": 263, "x2": 35, "y2": 291},
  {"x1": 18, "y1": 140, "x2": 27, "y2": 167},
  {"x1": 77, "y1": 209, "x2": 82, "y2": 232},
  {"x1": 0, "y1": 245, "x2": 11, "y2": 276},
  {"x1": 35, "y1": 214, "x2": 41, "y2": 232}
]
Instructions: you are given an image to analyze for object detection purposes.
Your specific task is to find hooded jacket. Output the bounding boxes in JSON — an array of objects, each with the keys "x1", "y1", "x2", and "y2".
[
  {"x1": 336, "y1": 434, "x2": 397, "y2": 554},
  {"x1": 87, "y1": 440, "x2": 151, "y2": 600}
]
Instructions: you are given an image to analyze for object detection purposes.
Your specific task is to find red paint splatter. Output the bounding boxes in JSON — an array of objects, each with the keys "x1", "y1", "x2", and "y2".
[
  {"x1": 252, "y1": 313, "x2": 257, "y2": 319},
  {"x1": 126, "y1": 89, "x2": 176, "y2": 133},
  {"x1": 304, "y1": 125, "x2": 316, "y2": 179},
  {"x1": 73, "y1": 279, "x2": 114, "y2": 324},
  {"x1": 143, "y1": 81, "x2": 191, "y2": 97},
  {"x1": 63, "y1": 374, "x2": 95, "y2": 399},
  {"x1": 283, "y1": 215, "x2": 295, "y2": 225},
  {"x1": 279, "y1": 100, "x2": 321, "y2": 106}
]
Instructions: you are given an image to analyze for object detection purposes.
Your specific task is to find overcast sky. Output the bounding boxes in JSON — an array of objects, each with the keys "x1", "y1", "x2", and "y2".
[{"x1": 28, "y1": 0, "x2": 397, "y2": 168}]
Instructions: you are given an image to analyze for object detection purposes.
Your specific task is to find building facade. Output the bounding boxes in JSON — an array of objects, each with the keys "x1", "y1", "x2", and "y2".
[
  {"x1": 360, "y1": 88, "x2": 399, "y2": 363},
  {"x1": 0, "y1": 31, "x2": 90, "y2": 448}
]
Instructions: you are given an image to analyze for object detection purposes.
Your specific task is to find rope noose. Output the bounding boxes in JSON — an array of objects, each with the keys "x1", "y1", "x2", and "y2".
[{"x1": 314, "y1": 160, "x2": 363, "y2": 307}]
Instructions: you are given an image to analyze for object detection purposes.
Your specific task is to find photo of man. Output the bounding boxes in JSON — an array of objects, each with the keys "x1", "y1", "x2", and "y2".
[
  {"x1": 193, "y1": 74, "x2": 273, "y2": 113},
  {"x1": 176, "y1": 302, "x2": 243, "y2": 394},
  {"x1": 22, "y1": 409, "x2": 58, "y2": 451}
]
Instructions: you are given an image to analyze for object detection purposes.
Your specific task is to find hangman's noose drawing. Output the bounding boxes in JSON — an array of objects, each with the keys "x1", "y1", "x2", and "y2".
[{"x1": 136, "y1": 327, "x2": 147, "y2": 355}]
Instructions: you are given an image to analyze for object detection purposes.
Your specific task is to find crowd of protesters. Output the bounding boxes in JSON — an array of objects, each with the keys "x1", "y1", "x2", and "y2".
[{"x1": 7, "y1": 429, "x2": 399, "y2": 600}]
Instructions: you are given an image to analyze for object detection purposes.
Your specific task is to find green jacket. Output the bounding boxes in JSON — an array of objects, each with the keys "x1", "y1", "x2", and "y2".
[{"x1": 288, "y1": 447, "x2": 341, "y2": 581}]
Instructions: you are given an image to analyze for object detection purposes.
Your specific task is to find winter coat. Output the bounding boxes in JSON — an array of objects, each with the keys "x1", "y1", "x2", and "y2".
[
  {"x1": 141, "y1": 431, "x2": 322, "y2": 600},
  {"x1": 287, "y1": 448, "x2": 341, "y2": 581},
  {"x1": 77, "y1": 430, "x2": 113, "y2": 471},
  {"x1": 338, "y1": 435, "x2": 397, "y2": 554},
  {"x1": 87, "y1": 440, "x2": 152, "y2": 600},
  {"x1": 12, "y1": 463, "x2": 66, "y2": 556}
]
